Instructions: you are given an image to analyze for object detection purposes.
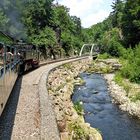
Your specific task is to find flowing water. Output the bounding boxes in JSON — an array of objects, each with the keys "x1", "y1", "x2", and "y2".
[{"x1": 72, "y1": 73, "x2": 140, "y2": 140}]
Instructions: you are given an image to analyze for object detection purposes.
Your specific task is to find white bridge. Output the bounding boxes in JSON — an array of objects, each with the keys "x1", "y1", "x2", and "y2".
[{"x1": 79, "y1": 44, "x2": 99, "y2": 57}]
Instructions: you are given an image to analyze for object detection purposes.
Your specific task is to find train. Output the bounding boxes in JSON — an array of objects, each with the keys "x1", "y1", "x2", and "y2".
[{"x1": 0, "y1": 31, "x2": 40, "y2": 115}]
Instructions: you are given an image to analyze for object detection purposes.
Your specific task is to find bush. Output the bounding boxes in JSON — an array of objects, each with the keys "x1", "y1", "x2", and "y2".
[
  {"x1": 100, "y1": 28, "x2": 125, "y2": 57},
  {"x1": 114, "y1": 72, "x2": 123, "y2": 85},
  {"x1": 114, "y1": 73, "x2": 131, "y2": 96},
  {"x1": 116, "y1": 44, "x2": 140, "y2": 84},
  {"x1": 98, "y1": 53, "x2": 110, "y2": 59}
]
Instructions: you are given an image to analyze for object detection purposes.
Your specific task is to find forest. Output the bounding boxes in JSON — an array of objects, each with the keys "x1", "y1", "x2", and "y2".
[
  {"x1": 0, "y1": 0, "x2": 140, "y2": 83},
  {"x1": 85, "y1": 0, "x2": 140, "y2": 84}
]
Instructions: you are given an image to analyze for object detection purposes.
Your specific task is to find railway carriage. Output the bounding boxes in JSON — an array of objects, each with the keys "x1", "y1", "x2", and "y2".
[
  {"x1": 0, "y1": 42, "x2": 20, "y2": 115},
  {"x1": 0, "y1": 32, "x2": 40, "y2": 116}
]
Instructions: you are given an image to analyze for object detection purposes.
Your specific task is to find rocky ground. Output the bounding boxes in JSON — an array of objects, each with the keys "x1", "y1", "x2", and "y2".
[
  {"x1": 104, "y1": 74, "x2": 140, "y2": 119},
  {"x1": 47, "y1": 59, "x2": 102, "y2": 140}
]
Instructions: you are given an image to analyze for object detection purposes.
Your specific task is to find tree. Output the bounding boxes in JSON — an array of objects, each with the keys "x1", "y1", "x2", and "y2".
[
  {"x1": 111, "y1": 0, "x2": 124, "y2": 28},
  {"x1": 0, "y1": 8, "x2": 9, "y2": 30},
  {"x1": 30, "y1": 26, "x2": 57, "y2": 59},
  {"x1": 121, "y1": 0, "x2": 140, "y2": 47},
  {"x1": 22, "y1": 0, "x2": 53, "y2": 35},
  {"x1": 51, "y1": 4, "x2": 83, "y2": 55},
  {"x1": 71, "y1": 16, "x2": 82, "y2": 35}
]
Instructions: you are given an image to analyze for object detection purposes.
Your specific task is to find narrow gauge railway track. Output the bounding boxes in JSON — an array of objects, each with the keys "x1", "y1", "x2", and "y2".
[{"x1": 0, "y1": 55, "x2": 90, "y2": 140}]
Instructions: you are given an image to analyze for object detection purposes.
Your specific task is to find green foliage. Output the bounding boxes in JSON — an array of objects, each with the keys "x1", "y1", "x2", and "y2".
[
  {"x1": 69, "y1": 122, "x2": 88, "y2": 139},
  {"x1": 0, "y1": 32, "x2": 13, "y2": 44},
  {"x1": 74, "y1": 102, "x2": 84, "y2": 115},
  {"x1": 0, "y1": 8, "x2": 9, "y2": 29},
  {"x1": 1, "y1": 0, "x2": 139, "y2": 60},
  {"x1": 100, "y1": 28, "x2": 124, "y2": 56},
  {"x1": 130, "y1": 92, "x2": 140, "y2": 102},
  {"x1": 22, "y1": 0, "x2": 53, "y2": 35},
  {"x1": 101, "y1": 66, "x2": 112, "y2": 74},
  {"x1": 98, "y1": 53, "x2": 111, "y2": 59},
  {"x1": 51, "y1": 5, "x2": 72, "y2": 31},
  {"x1": 114, "y1": 73, "x2": 131, "y2": 95},
  {"x1": 120, "y1": 44, "x2": 140, "y2": 83},
  {"x1": 121, "y1": 0, "x2": 140, "y2": 47},
  {"x1": 63, "y1": 63, "x2": 72, "y2": 70},
  {"x1": 111, "y1": 0, "x2": 125, "y2": 28},
  {"x1": 29, "y1": 26, "x2": 57, "y2": 47},
  {"x1": 85, "y1": 0, "x2": 139, "y2": 56},
  {"x1": 114, "y1": 44, "x2": 140, "y2": 84},
  {"x1": 114, "y1": 72, "x2": 123, "y2": 85},
  {"x1": 22, "y1": 1, "x2": 84, "y2": 56}
]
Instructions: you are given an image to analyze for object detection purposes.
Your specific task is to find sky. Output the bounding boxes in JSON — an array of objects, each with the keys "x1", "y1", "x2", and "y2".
[{"x1": 55, "y1": 0, "x2": 113, "y2": 28}]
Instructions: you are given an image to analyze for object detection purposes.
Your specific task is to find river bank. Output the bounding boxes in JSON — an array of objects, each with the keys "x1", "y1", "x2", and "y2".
[
  {"x1": 87, "y1": 58, "x2": 140, "y2": 119},
  {"x1": 47, "y1": 58, "x2": 140, "y2": 139},
  {"x1": 104, "y1": 73, "x2": 140, "y2": 119},
  {"x1": 47, "y1": 59, "x2": 102, "y2": 140}
]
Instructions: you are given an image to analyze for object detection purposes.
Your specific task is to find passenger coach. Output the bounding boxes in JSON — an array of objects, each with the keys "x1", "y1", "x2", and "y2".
[{"x1": 0, "y1": 31, "x2": 40, "y2": 116}]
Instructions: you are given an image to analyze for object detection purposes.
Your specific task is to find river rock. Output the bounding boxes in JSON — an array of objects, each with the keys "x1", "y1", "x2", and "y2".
[
  {"x1": 57, "y1": 119, "x2": 66, "y2": 132},
  {"x1": 91, "y1": 90, "x2": 99, "y2": 94},
  {"x1": 104, "y1": 72, "x2": 140, "y2": 119}
]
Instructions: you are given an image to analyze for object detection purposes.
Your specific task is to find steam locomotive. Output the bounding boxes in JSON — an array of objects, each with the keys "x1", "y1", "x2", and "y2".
[{"x1": 0, "y1": 32, "x2": 40, "y2": 115}]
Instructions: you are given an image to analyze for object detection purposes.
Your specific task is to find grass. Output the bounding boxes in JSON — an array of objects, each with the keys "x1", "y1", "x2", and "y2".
[
  {"x1": 87, "y1": 65, "x2": 112, "y2": 74},
  {"x1": 101, "y1": 66, "x2": 112, "y2": 73},
  {"x1": 74, "y1": 102, "x2": 84, "y2": 116},
  {"x1": 114, "y1": 72, "x2": 131, "y2": 96},
  {"x1": 130, "y1": 92, "x2": 140, "y2": 102},
  {"x1": 63, "y1": 63, "x2": 72, "y2": 70},
  {"x1": 69, "y1": 122, "x2": 88, "y2": 140}
]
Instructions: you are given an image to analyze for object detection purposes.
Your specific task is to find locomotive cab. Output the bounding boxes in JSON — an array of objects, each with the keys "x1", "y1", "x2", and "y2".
[{"x1": 17, "y1": 44, "x2": 40, "y2": 72}]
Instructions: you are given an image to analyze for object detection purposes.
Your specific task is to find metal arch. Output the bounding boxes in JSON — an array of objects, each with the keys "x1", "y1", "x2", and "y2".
[
  {"x1": 79, "y1": 44, "x2": 95, "y2": 56},
  {"x1": 90, "y1": 44, "x2": 95, "y2": 56}
]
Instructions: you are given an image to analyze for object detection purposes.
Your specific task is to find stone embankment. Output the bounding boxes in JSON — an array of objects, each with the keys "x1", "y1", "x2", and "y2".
[
  {"x1": 89, "y1": 59, "x2": 140, "y2": 119},
  {"x1": 104, "y1": 74, "x2": 140, "y2": 119},
  {"x1": 47, "y1": 59, "x2": 102, "y2": 140}
]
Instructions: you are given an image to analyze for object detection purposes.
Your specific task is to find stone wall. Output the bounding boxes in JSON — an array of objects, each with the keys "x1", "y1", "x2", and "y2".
[{"x1": 47, "y1": 59, "x2": 102, "y2": 140}]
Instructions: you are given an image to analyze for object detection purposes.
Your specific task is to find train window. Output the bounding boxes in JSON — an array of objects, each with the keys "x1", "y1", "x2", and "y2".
[
  {"x1": 33, "y1": 50, "x2": 39, "y2": 60},
  {"x1": 11, "y1": 47, "x2": 16, "y2": 62},
  {"x1": 0, "y1": 43, "x2": 4, "y2": 69},
  {"x1": 6, "y1": 46, "x2": 14, "y2": 64}
]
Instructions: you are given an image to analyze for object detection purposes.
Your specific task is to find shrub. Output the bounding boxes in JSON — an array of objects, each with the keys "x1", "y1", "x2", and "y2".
[
  {"x1": 118, "y1": 44, "x2": 140, "y2": 84},
  {"x1": 114, "y1": 72, "x2": 123, "y2": 85},
  {"x1": 114, "y1": 73, "x2": 131, "y2": 96},
  {"x1": 98, "y1": 53, "x2": 110, "y2": 59}
]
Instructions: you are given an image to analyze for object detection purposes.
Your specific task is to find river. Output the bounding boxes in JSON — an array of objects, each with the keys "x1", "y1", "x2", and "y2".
[{"x1": 72, "y1": 73, "x2": 140, "y2": 140}]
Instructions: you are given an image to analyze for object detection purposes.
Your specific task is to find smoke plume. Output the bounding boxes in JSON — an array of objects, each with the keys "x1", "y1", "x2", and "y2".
[{"x1": 0, "y1": 0, "x2": 27, "y2": 40}]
